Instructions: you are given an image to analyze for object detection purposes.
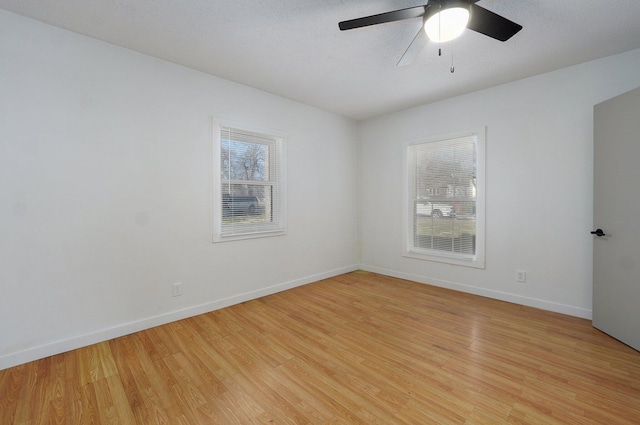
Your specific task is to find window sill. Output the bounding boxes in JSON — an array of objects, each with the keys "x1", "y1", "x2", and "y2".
[
  {"x1": 403, "y1": 249, "x2": 485, "y2": 269},
  {"x1": 213, "y1": 229, "x2": 286, "y2": 243}
]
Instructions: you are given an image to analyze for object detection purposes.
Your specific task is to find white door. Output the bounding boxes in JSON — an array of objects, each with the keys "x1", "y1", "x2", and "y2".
[{"x1": 593, "y1": 86, "x2": 640, "y2": 351}]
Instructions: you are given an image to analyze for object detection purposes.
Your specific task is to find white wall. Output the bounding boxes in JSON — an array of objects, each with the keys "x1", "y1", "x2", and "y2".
[
  {"x1": 0, "y1": 10, "x2": 360, "y2": 370},
  {"x1": 359, "y1": 48, "x2": 640, "y2": 318}
]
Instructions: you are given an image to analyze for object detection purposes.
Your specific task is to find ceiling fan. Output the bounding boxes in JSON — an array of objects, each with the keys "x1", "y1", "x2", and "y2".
[{"x1": 339, "y1": 0, "x2": 522, "y2": 66}]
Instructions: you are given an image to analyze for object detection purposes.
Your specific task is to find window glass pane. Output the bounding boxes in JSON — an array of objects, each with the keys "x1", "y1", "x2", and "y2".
[
  {"x1": 222, "y1": 183, "x2": 273, "y2": 226},
  {"x1": 413, "y1": 136, "x2": 476, "y2": 203},
  {"x1": 221, "y1": 138, "x2": 270, "y2": 182},
  {"x1": 414, "y1": 215, "x2": 476, "y2": 254}
]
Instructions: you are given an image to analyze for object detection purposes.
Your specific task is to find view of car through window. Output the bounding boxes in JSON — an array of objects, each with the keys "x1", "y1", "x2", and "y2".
[
  {"x1": 415, "y1": 200, "x2": 455, "y2": 218},
  {"x1": 222, "y1": 194, "x2": 266, "y2": 218}
]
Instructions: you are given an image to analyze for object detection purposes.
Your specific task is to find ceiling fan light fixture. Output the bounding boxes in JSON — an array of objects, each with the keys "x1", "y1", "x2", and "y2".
[{"x1": 424, "y1": 5, "x2": 470, "y2": 42}]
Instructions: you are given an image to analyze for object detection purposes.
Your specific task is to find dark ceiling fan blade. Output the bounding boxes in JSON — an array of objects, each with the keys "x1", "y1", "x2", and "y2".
[
  {"x1": 397, "y1": 27, "x2": 428, "y2": 66},
  {"x1": 339, "y1": 6, "x2": 426, "y2": 31},
  {"x1": 467, "y1": 3, "x2": 522, "y2": 41}
]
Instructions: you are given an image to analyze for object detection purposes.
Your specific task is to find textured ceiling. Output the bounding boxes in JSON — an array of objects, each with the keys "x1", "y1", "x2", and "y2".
[{"x1": 2, "y1": 0, "x2": 640, "y2": 120}]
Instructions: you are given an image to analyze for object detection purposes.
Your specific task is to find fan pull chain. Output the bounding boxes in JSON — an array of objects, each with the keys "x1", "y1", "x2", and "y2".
[
  {"x1": 450, "y1": 44, "x2": 455, "y2": 73},
  {"x1": 438, "y1": 3, "x2": 442, "y2": 56}
]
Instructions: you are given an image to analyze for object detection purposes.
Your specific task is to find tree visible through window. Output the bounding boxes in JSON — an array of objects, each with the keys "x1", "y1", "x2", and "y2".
[
  {"x1": 213, "y1": 123, "x2": 286, "y2": 241},
  {"x1": 404, "y1": 129, "x2": 485, "y2": 268}
]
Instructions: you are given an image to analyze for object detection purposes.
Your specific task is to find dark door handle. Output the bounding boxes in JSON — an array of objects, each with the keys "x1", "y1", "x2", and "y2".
[{"x1": 591, "y1": 229, "x2": 606, "y2": 237}]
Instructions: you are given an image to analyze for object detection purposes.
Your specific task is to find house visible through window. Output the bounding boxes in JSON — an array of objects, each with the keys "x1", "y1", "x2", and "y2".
[
  {"x1": 404, "y1": 128, "x2": 485, "y2": 268},
  {"x1": 213, "y1": 122, "x2": 286, "y2": 242}
]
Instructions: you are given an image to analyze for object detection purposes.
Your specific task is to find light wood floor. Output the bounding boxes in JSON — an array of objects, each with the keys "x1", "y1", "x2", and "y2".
[{"x1": 2, "y1": 271, "x2": 640, "y2": 424}]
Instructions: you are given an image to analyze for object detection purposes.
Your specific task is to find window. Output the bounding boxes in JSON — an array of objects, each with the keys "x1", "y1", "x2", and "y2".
[
  {"x1": 403, "y1": 128, "x2": 485, "y2": 268},
  {"x1": 212, "y1": 120, "x2": 286, "y2": 242}
]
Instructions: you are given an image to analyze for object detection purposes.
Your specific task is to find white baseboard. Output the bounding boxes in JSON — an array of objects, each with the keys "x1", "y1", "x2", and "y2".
[
  {"x1": 360, "y1": 264, "x2": 593, "y2": 320},
  {"x1": 0, "y1": 264, "x2": 359, "y2": 371}
]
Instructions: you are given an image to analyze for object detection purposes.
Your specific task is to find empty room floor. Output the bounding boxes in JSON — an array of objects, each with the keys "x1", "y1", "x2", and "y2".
[{"x1": 1, "y1": 271, "x2": 639, "y2": 424}]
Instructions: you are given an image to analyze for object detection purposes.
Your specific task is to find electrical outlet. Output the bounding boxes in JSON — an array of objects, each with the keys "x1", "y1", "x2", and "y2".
[
  {"x1": 516, "y1": 270, "x2": 527, "y2": 283},
  {"x1": 172, "y1": 282, "x2": 183, "y2": 297}
]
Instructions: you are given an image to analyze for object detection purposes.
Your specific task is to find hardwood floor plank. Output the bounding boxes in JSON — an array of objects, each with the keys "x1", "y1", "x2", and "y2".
[
  {"x1": 2, "y1": 271, "x2": 640, "y2": 424},
  {"x1": 77, "y1": 345, "x2": 103, "y2": 386},
  {"x1": 105, "y1": 375, "x2": 137, "y2": 424},
  {"x1": 12, "y1": 359, "x2": 39, "y2": 424},
  {"x1": 0, "y1": 364, "x2": 26, "y2": 425},
  {"x1": 64, "y1": 378, "x2": 99, "y2": 425}
]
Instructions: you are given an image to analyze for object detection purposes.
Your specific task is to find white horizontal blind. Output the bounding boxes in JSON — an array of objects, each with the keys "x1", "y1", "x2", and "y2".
[
  {"x1": 408, "y1": 133, "x2": 478, "y2": 259},
  {"x1": 220, "y1": 126, "x2": 284, "y2": 238}
]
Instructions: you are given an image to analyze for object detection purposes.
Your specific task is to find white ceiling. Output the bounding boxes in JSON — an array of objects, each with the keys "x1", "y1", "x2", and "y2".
[{"x1": 2, "y1": 0, "x2": 640, "y2": 120}]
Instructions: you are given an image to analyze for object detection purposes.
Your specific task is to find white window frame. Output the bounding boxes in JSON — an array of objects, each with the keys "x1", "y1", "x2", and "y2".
[
  {"x1": 212, "y1": 119, "x2": 287, "y2": 242},
  {"x1": 402, "y1": 128, "x2": 486, "y2": 269}
]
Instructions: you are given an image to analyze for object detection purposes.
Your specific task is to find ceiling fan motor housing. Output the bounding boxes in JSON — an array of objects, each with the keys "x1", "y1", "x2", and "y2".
[{"x1": 424, "y1": 0, "x2": 472, "y2": 43}]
